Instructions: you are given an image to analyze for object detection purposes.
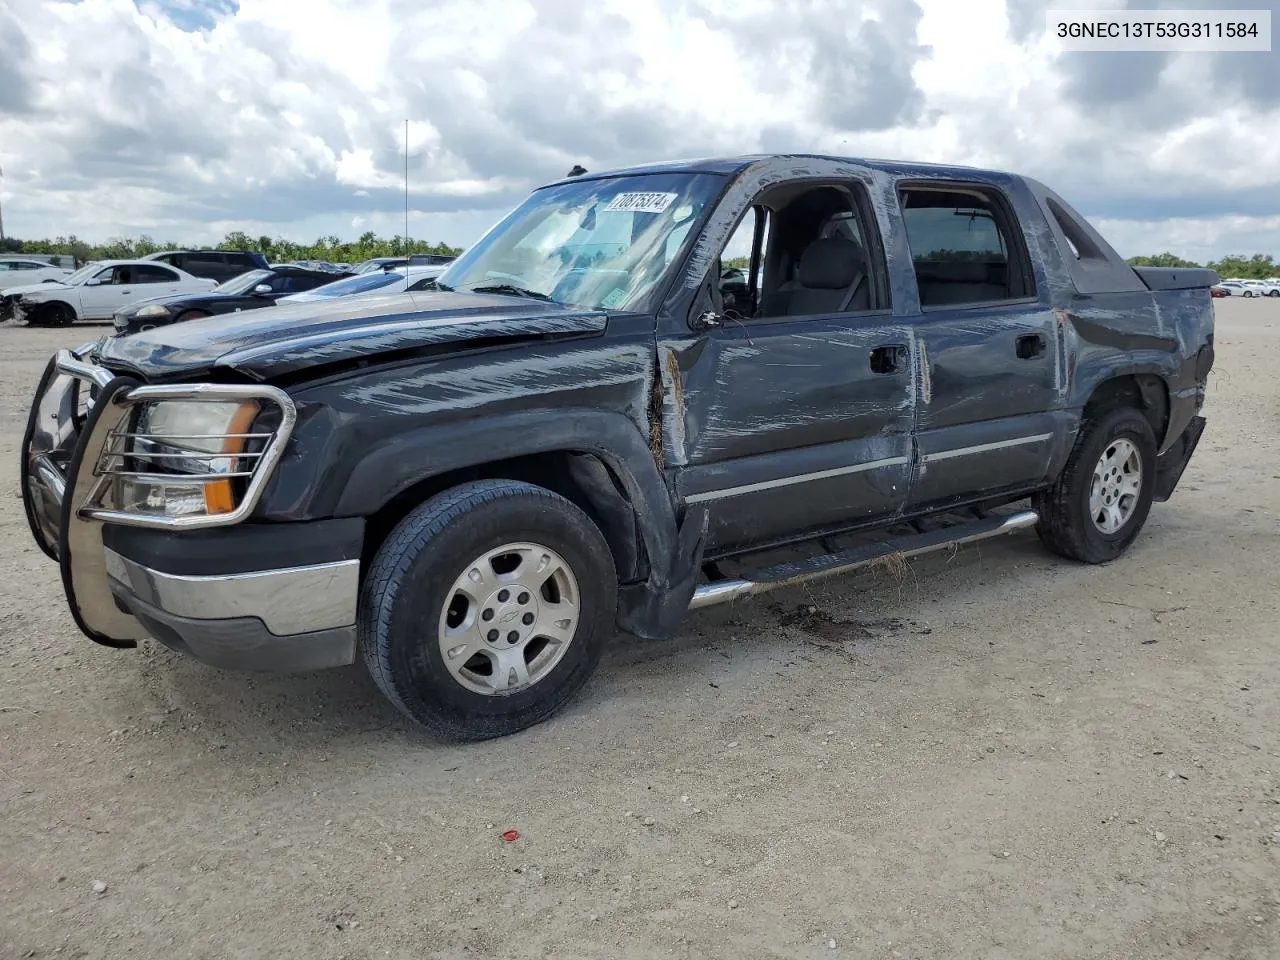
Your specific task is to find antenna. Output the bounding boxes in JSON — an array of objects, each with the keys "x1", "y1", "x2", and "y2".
[{"x1": 404, "y1": 119, "x2": 409, "y2": 291}]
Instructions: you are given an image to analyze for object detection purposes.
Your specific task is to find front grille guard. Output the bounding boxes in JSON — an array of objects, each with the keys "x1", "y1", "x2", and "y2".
[
  {"x1": 22, "y1": 345, "x2": 298, "y2": 646},
  {"x1": 80, "y1": 381, "x2": 297, "y2": 530},
  {"x1": 27, "y1": 345, "x2": 298, "y2": 534}
]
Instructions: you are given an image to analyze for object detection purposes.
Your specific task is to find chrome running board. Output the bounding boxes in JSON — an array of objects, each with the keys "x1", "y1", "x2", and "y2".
[{"x1": 688, "y1": 509, "x2": 1039, "y2": 611}]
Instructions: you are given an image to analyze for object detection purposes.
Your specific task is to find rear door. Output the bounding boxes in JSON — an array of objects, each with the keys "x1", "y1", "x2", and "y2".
[
  {"x1": 79, "y1": 266, "x2": 137, "y2": 318},
  {"x1": 896, "y1": 182, "x2": 1064, "y2": 512}
]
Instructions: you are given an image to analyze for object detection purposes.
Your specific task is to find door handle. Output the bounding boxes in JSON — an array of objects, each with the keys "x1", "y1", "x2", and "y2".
[
  {"x1": 870, "y1": 344, "x2": 907, "y2": 374},
  {"x1": 1016, "y1": 333, "x2": 1046, "y2": 359}
]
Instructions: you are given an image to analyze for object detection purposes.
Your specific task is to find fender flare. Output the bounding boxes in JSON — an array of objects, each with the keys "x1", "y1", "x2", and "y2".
[{"x1": 333, "y1": 407, "x2": 683, "y2": 581}]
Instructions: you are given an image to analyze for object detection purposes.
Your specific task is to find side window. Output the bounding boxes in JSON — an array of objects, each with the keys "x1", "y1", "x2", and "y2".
[
  {"x1": 185, "y1": 254, "x2": 227, "y2": 277},
  {"x1": 748, "y1": 183, "x2": 881, "y2": 319},
  {"x1": 134, "y1": 265, "x2": 178, "y2": 283},
  {"x1": 92, "y1": 267, "x2": 115, "y2": 284},
  {"x1": 111, "y1": 266, "x2": 135, "y2": 285},
  {"x1": 899, "y1": 186, "x2": 1034, "y2": 307},
  {"x1": 15, "y1": 261, "x2": 40, "y2": 270},
  {"x1": 717, "y1": 206, "x2": 768, "y2": 316},
  {"x1": 268, "y1": 274, "x2": 310, "y2": 293}
]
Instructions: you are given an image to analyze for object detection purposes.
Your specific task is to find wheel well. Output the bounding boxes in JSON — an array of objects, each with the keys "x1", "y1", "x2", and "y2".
[
  {"x1": 30, "y1": 300, "x2": 74, "y2": 323},
  {"x1": 360, "y1": 452, "x2": 647, "y2": 585},
  {"x1": 1084, "y1": 374, "x2": 1169, "y2": 444}
]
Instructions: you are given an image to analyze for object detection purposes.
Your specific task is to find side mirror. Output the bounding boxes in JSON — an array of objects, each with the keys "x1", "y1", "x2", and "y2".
[
  {"x1": 253, "y1": 283, "x2": 273, "y2": 295},
  {"x1": 84, "y1": 277, "x2": 103, "y2": 286}
]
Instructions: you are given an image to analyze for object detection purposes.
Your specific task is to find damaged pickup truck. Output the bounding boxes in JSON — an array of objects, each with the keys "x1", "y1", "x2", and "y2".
[{"x1": 21, "y1": 155, "x2": 1216, "y2": 741}]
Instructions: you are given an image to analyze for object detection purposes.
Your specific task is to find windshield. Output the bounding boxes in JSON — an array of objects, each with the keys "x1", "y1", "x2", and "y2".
[
  {"x1": 296, "y1": 270, "x2": 407, "y2": 299},
  {"x1": 214, "y1": 269, "x2": 272, "y2": 294},
  {"x1": 354, "y1": 258, "x2": 404, "y2": 275},
  {"x1": 62, "y1": 264, "x2": 101, "y2": 285},
  {"x1": 435, "y1": 172, "x2": 724, "y2": 312}
]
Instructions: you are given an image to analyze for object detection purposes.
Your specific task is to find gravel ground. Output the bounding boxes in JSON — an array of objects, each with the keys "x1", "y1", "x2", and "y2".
[{"x1": 1, "y1": 299, "x2": 1278, "y2": 960}]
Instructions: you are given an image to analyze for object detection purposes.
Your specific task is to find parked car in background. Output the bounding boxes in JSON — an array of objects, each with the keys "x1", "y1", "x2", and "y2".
[
  {"x1": 0, "y1": 257, "x2": 75, "y2": 284},
  {"x1": 1215, "y1": 281, "x2": 1259, "y2": 297},
  {"x1": 142, "y1": 249, "x2": 270, "y2": 283},
  {"x1": 8, "y1": 260, "x2": 216, "y2": 326},
  {"x1": 1, "y1": 259, "x2": 78, "y2": 320},
  {"x1": 1210, "y1": 285, "x2": 1229, "y2": 298},
  {"x1": 112, "y1": 266, "x2": 345, "y2": 336},
  {"x1": 276, "y1": 264, "x2": 445, "y2": 303},
  {"x1": 352, "y1": 255, "x2": 457, "y2": 275}
]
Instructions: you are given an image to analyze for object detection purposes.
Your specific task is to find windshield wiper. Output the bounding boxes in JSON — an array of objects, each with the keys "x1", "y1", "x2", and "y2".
[{"x1": 466, "y1": 283, "x2": 556, "y2": 303}]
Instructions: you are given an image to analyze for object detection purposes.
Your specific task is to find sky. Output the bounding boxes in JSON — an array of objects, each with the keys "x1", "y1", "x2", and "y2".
[{"x1": 0, "y1": 0, "x2": 1277, "y2": 262}]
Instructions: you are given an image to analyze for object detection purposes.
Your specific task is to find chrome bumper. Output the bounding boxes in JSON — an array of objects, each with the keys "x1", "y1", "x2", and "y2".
[
  {"x1": 104, "y1": 550, "x2": 358, "y2": 672},
  {"x1": 20, "y1": 346, "x2": 357, "y2": 671}
]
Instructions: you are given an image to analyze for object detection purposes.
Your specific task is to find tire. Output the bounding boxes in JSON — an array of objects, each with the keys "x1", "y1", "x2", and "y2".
[
  {"x1": 360, "y1": 479, "x2": 617, "y2": 741},
  {"x1": 1269, "y1": 290, "x2": 1279, "y2": 297},
  {"x1": 48, "y1": 303, "x2": 75, "y2": 327},
  {"x1": 1244, "y1": 290, "x2": 1254, "y2": 298},
  {"x1": 1033, "y1": 406, "x2": 1157, "y2": 564},
  {"x1": 29, "y1": 303, "x2": 74, "y2": 327}
]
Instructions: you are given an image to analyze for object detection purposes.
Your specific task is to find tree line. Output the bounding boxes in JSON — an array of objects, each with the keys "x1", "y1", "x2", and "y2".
[
  {"x1": 0, "y1": 231, "x2": 461, "y2": 266},
  {"x1": 1125, "y1": 252, "x2": 1278, "y2": 279}
]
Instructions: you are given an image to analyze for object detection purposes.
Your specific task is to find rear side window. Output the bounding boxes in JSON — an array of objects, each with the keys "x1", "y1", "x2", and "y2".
[
  {"x1": 183, "y1": 254, "x2": 230, "y2": 278},
  {"x1": 898, "y1": 186, "x2": 1035, "y2": 307},
  {"x1": 134, "y1": 265, "x2": 178, "y2": 283}
]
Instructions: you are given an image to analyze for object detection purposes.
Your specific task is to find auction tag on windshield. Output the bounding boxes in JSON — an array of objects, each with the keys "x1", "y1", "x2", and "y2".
[{"x1": 604, "y1": 192, "x2": 677, "y2": 214}]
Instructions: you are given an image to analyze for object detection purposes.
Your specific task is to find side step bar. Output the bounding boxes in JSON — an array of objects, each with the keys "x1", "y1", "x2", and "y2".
[{"x1": 688, "y1": 509, "x2": 1039, "y2": 611}]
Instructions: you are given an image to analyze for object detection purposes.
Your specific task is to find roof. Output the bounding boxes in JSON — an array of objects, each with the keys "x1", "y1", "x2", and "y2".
[{"x1": 541, "y1": 153, "x2": 1004, "y2": 189}]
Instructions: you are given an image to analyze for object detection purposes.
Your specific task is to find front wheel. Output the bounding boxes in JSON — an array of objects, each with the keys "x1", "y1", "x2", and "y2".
[
  {"x1": 1033, "y1": 406, "x2": 1157, "y2": 564},
  {"x1": 1269, "y1": 290, "x2": 1280, "y2": 297},
  {"x1": 360, "y1": 480, "x2": 617, "y2": 741}
]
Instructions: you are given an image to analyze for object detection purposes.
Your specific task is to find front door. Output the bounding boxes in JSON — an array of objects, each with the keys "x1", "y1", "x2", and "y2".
[
  {"x1": 895, "y1": 182, "x2": 1065, "y2": 511},
  {"x1": 78, "y1": 266, "x2": 136, "y2": 318},
  {"x1": 663, "y1": 179, "x2": 916, "y2": 556}
]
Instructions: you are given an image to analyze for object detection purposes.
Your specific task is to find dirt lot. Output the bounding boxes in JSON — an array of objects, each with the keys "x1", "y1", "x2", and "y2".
[{"x1": 1, "y1": 299, "x2": 1278, "y2": 960}]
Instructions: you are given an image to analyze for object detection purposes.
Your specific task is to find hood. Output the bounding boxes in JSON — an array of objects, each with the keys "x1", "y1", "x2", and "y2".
[
  {"x1": 116, "y1": 290, "x2": 244, "y2": 316},
  {"x1": 95, "y1": 290, "x2": 612, "y2": 380},
  {"x1": 2, "y1": 281, "x2": 71, "y2": 298}
]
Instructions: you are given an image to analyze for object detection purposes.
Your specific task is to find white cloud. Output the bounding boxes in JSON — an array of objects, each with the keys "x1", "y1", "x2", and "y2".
[{"x1": 0, "y1": 0, "x2": 1275, "y2": 261}]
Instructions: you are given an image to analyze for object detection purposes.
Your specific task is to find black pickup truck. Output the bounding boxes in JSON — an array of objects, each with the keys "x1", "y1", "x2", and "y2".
[{"x1": 20, "y1": 155, "x2": 1216, "y2": 741}]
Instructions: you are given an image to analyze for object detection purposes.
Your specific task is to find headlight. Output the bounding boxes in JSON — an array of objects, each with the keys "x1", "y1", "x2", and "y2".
[
  {"x1": 115, "y1": 399, "x2": 264, "y2": 518},
  {"x1": 79, "y1": 383, "x2": 296, "y2": 529},
  {"x1": 134, "y1": 304, "x2": 171, "y2": 318}
]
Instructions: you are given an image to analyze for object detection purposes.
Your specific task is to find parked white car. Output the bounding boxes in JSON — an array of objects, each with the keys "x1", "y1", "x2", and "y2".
[
  {"x1": 6, "y1": 260, "x2": 217, "y2": 326},
  {"x1": 277, "y1": 264, "x2": 445, "y2": 304},
  {"x1": 1215, "y1": 281, "x2": 1262, "y2": 298},
  {"x1": 1261, "y1": 280, "x2": 1280, "y2": 297},
  {"x1": 0, "y1": 257, "x2": 75, "y2": 285}
]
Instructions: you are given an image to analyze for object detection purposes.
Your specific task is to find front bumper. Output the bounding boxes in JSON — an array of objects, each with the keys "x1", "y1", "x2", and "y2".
[{"x1": 20, "y1": 346, "x2": 363, "y2": 672}]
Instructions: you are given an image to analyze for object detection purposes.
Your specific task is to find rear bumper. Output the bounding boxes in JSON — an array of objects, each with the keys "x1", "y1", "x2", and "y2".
[{"x1": 20, "y1": 346, "x2": 362, "y2": 673}]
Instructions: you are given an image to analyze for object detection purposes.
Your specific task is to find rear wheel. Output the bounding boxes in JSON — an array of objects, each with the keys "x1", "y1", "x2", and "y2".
[
  {"x1": 360, "y1": 479, "x2": 617, "y2": 741},
  {"x1": 1033, "y1": 406, "x2": 1157, "y2": 564}
]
